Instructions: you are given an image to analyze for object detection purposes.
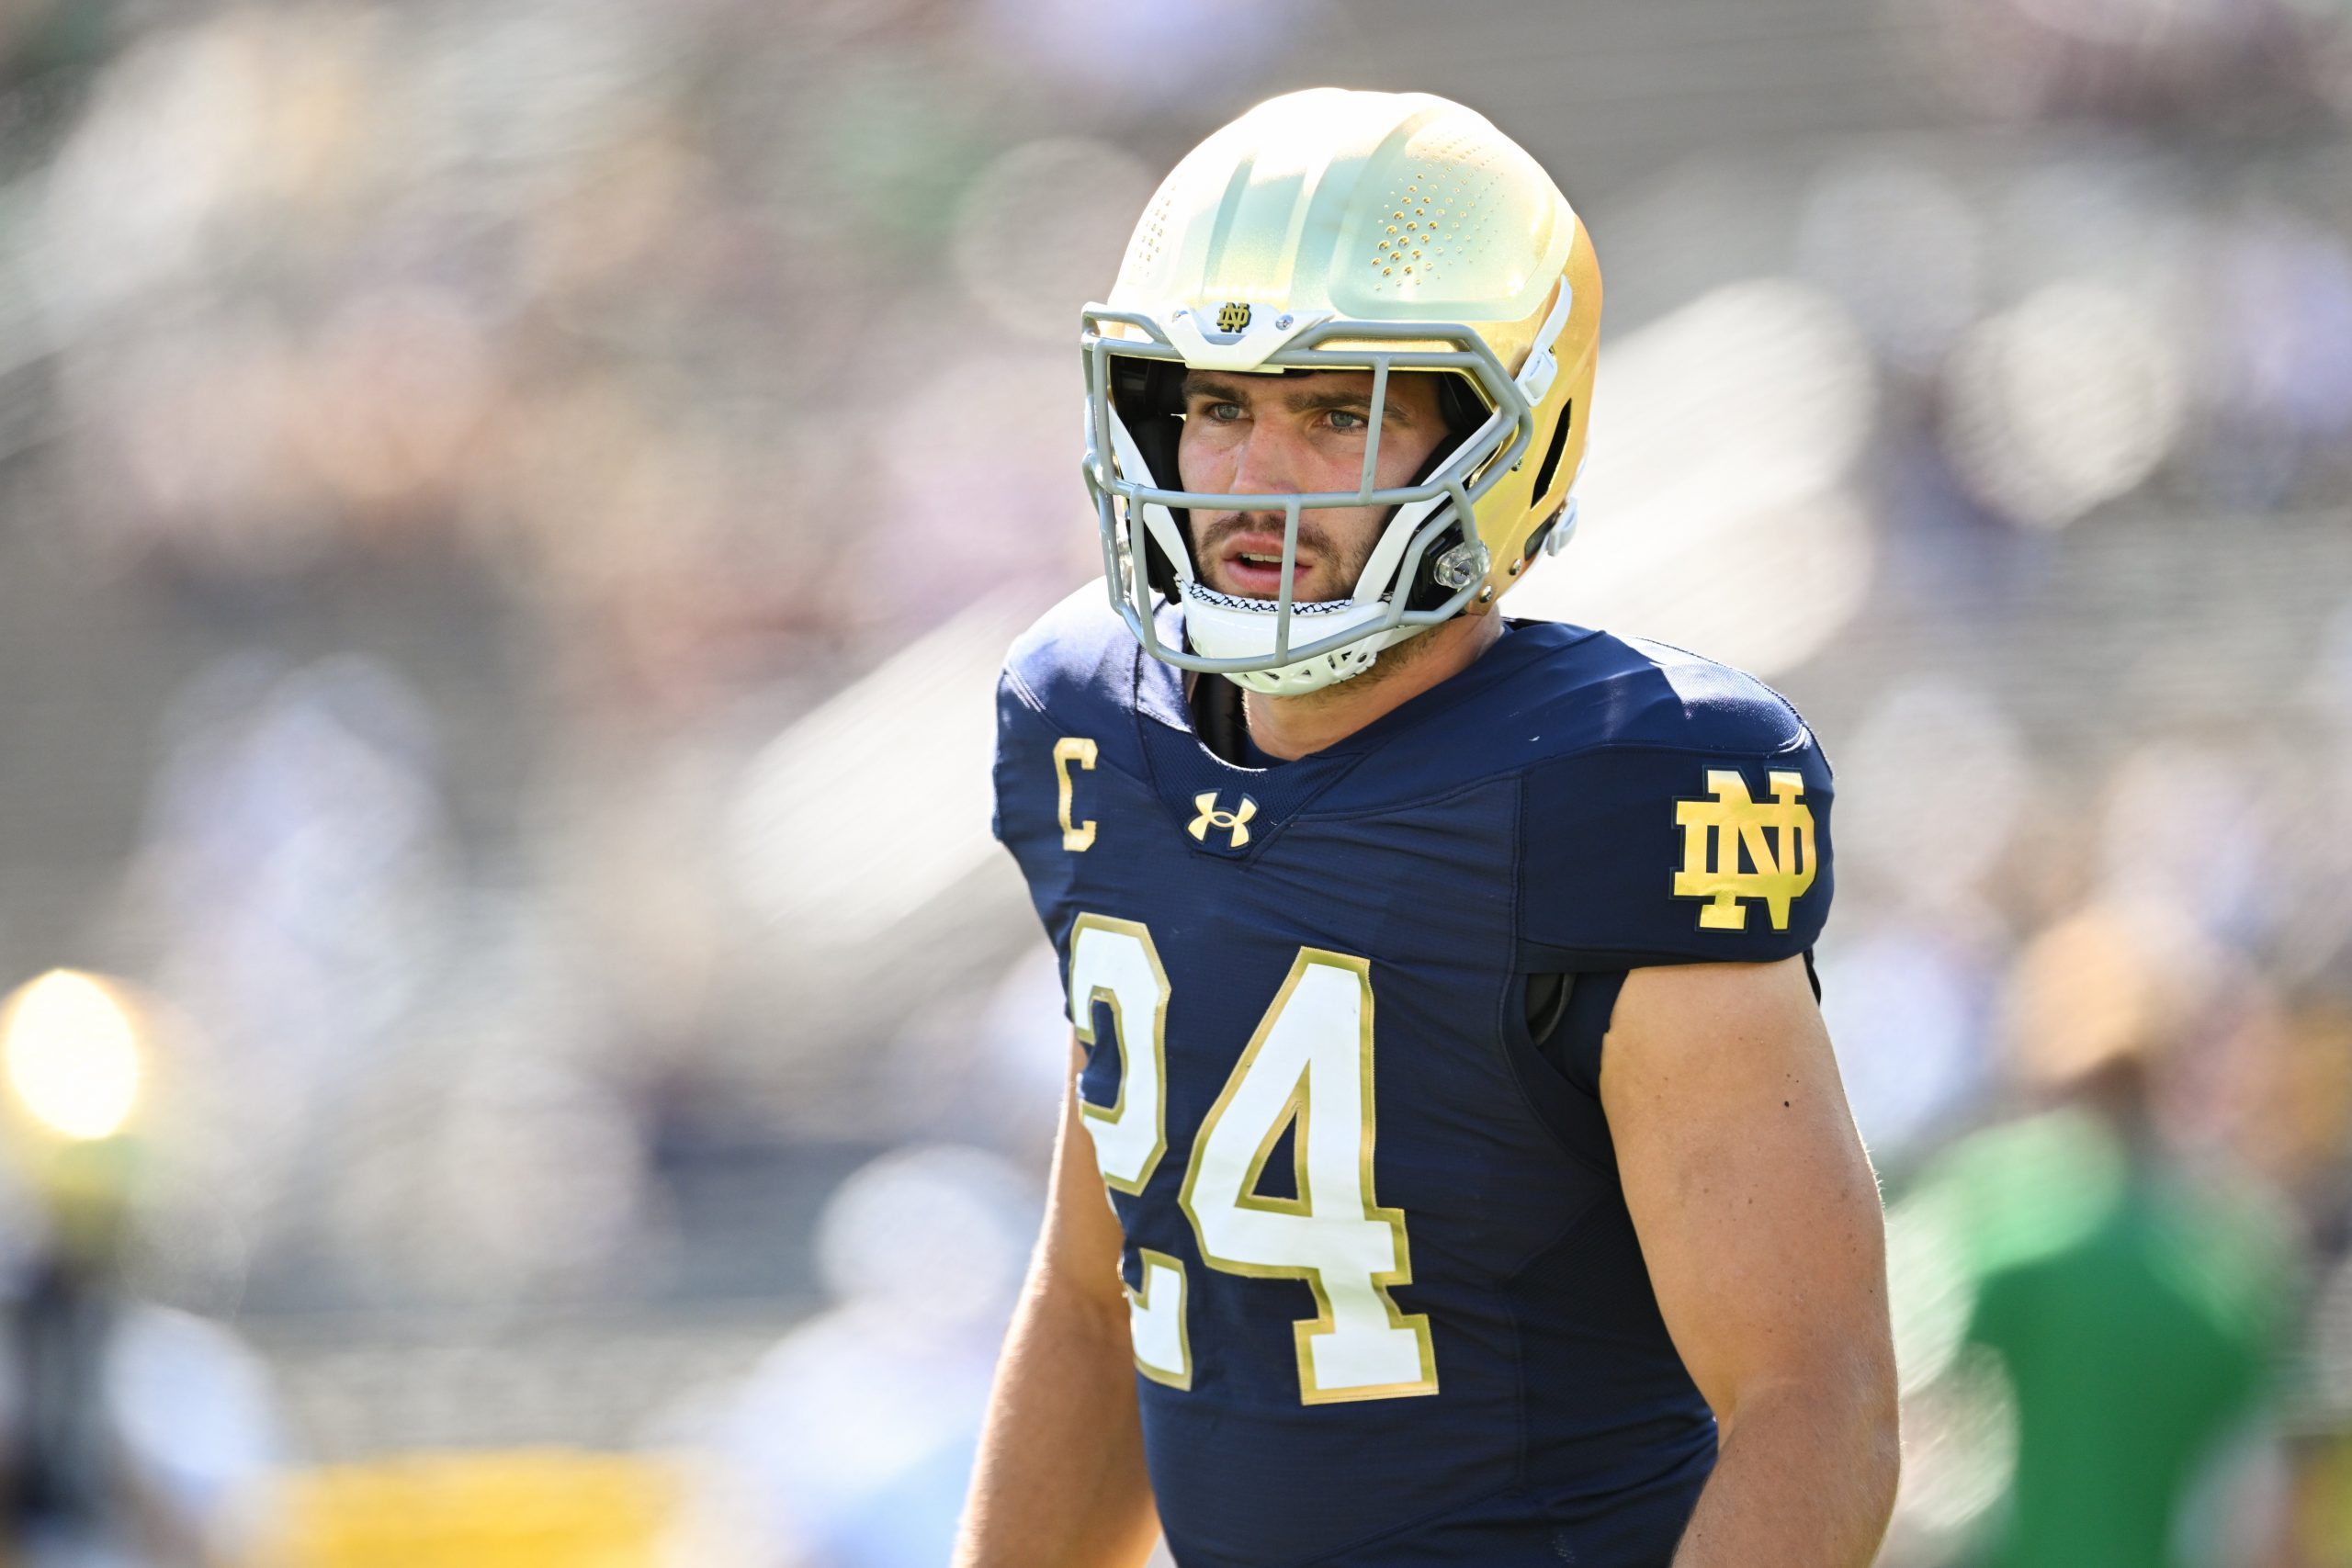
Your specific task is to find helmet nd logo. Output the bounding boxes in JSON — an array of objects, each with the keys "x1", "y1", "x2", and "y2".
[
  {"x1": 1215, "y1": 301, "x2": 1252, "y2": 333},
  {"x1": 1671, "y1": 770, "x2": 1815, "y2": 931},
  {"x1": 1188, "y1": 792, "x2": 1258, "y2": 849}
]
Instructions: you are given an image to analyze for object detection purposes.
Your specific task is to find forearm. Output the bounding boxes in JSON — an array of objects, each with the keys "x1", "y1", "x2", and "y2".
[
  {"x1": 954, "y1": 1273, "x2": 1159, "y2": 1568},
  {"x1": 1671, "y1": 1379, "x2": 1900, "y2": 1568}
]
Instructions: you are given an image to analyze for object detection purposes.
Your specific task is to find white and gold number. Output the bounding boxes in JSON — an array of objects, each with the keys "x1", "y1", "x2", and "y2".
[
  {"x1": 1069, "y1": 915, "x2": 1170, "y2": 1192},
  {"x1": 1125, "y1": 1247, "x2": 1192, "y2": 1391},
  {"x1": 1069, "y1": 918, "x2": 1435, "y2": 1404},
  {"x1": 1067, "y1": 917, "x2": 1188, "y2": 1387},
  {"x1": 1182, "y1": 950, "x2": 1436, "y2": 1403}
]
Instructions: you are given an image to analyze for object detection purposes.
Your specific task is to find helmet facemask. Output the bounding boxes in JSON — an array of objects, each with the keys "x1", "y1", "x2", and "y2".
[{"x1": 1081, "y1": 293, "x2": 1573, "y2": 694}]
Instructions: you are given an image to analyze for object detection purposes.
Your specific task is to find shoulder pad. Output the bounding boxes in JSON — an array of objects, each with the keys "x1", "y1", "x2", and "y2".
[
  {"x1": 1510, "y1": 631, "x2": 1816, "y2": 759},
  {"x1": 1001, "y1": 582, "x2": 1139, "y2": 727},
  {"x1": 1519, "y1": 637, "x2": 1833, "y2": 966}
]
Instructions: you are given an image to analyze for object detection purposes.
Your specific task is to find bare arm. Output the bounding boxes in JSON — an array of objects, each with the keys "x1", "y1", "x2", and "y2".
[
  {"x1": 954, "y1": 1037, "x2": 1161, "y2": 1568},
  {"x1": 1600, "y1": 958, "x2": 1900, "y2": 1568}
]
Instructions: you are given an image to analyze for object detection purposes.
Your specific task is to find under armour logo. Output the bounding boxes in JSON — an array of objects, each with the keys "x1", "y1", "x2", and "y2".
[
  {"x1": 1188, "y1": 792, "x2": 1258, "y2": 848},
  {"x1": 1671, "y1": 770, "x2": 1816, "y2": 931},
  {"x1": 1216, "y1": 301, "x2": 1252, "y2": 333}
]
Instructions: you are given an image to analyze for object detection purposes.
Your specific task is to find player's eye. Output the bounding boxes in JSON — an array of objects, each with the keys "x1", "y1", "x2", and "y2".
[
  {"x1": 1204, "y1": 401, "x2": 1245, "y2": 423},
  {"x1": 1326, "y1": 409, "x2": 1369, "y2": 432}
]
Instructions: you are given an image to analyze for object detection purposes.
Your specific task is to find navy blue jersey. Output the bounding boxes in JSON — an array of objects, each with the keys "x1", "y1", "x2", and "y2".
[{"x1": 990, "y1": 591, "x2": 1835, "y2": 1568}]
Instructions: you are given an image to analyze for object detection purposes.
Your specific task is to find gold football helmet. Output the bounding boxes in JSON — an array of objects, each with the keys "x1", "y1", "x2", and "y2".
[{"x1": 1082, "y1": 88, "x2": 1602, "y2": 693}]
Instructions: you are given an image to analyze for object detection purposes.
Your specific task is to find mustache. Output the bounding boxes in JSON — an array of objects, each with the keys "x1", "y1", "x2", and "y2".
[{"x1": 1194, "y1": 512, "x2": 1336, "y2": 559}]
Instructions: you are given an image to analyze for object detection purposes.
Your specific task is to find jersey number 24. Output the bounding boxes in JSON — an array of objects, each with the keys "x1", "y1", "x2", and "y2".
[{"x1": 1069, "y1": 914, "x2": 1439, "y2": 1405}]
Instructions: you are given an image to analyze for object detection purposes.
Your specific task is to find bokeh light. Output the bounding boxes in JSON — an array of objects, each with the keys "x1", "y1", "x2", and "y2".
[
  {"x1": 1835, "y1": 680, "x2": 2031, "y2": 906},
  {"x1": 1941, "y1": 281, "x2": 2185, "y2": 528},
  {"x1": 1, "y1": 969, "x2": 144, "y2": 1143},
  {"x1": 1796, "y1": 156, "x2": 1986, "y2": 375}
]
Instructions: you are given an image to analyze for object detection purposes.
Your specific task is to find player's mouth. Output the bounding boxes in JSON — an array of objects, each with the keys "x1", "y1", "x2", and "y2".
[{"x1": 1215, "y1": 532, "x2": 1319, "y2": 599}]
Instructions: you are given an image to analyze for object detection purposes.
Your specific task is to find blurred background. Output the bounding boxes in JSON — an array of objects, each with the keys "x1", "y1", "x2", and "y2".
[{"x1": 0, "y1": 0, "x2": 2346, "y2": 1562}]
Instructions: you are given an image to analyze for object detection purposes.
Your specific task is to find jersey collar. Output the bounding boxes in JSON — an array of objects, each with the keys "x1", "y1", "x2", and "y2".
[{"x1": 1136, "y1": 604, "x2": 1573, "y2": 758}]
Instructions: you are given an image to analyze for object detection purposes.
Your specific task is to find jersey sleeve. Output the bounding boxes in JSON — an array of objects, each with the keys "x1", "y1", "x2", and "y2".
[
  {"x1": 1518, "y1": 719, "x2": 1834, "y2": 970},
  {"x1": 989, "y1": 670, "x2": 1035, "y2": 849},
  {"x1": 989, "y1": 665, "x2": 1075, "y2": 880}
]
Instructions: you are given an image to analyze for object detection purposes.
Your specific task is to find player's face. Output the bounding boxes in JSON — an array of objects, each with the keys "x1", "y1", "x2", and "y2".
[{"x1": 1176, "y1": 369, "x2": 1449, "y2": 603}]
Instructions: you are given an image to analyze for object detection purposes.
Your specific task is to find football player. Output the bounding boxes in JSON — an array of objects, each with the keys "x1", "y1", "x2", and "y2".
[{"x1": 957, "y1": 89, "x2": 1897, "y2": 1568}]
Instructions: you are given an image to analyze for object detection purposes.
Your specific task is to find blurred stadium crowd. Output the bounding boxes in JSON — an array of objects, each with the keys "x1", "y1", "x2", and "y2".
[{"x1": 0, "y1": 0, "x2": 2348, "y2": 1563}]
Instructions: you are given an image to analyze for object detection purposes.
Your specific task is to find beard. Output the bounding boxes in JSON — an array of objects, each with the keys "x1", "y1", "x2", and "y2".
[
  {"x1": 1186, "y1": 510, "x2": 1455, "y2": 706},
  {"x1": 1189, "y1": 511, "x2": 1381, "y2": 603}
]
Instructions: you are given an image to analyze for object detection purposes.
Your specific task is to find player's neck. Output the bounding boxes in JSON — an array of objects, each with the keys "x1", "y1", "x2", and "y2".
[{"x1": 1242, "y1": 612, "x2": 1504, "y2": 761}]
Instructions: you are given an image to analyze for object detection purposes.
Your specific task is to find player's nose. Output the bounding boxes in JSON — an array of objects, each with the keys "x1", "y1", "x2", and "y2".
[{"x1": 1225, "y1": 422, "x2": 1303, "y2": 501}]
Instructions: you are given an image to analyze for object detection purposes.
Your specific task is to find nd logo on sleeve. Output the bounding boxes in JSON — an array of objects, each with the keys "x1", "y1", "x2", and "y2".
[{"x1": 1671, "y1": 769, "x2": 1815, "y2": 931}]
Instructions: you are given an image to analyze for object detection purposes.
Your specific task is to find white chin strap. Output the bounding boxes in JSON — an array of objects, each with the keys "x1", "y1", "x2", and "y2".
[{"x1": 1181, "y1": 582, "x2": 1428, "y2": 694}]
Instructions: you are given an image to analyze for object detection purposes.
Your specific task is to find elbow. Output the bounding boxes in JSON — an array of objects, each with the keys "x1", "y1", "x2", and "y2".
[
  {"x1": 1809, "y1": 1360, "x2": 1902, "y2": 1548},
  {"x1": 1824, "y1": 1318, "x2": 1903, "y2": 1521},
  {"x1": 1717, "y1": 1348, "x2": 1903, "y2": 1524},
  {"x1": 1850, "y1": 1355, "x2": 1904, "y2": 1534},
  {"x1": 1023, "y1": 1252, "x2": 1136, "y2": 1348},
  {"x1": 1861, "y1": 1401, "x2": 1903, "y2": 1529}
]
